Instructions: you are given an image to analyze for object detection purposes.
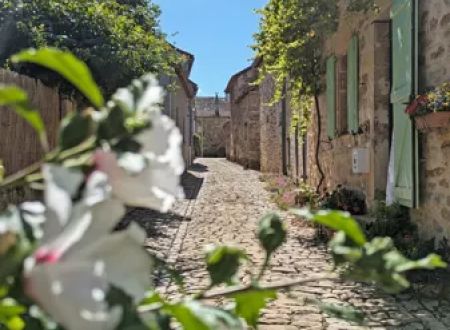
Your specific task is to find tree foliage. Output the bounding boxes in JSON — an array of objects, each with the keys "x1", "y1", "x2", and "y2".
[
  {"x1": 253, "y1": 0, "x2": 377, "y2": 136},
  {"x1": 253, "y1": 0, "x2": 339, "y2": 135},
  {"x1": 0, "y1": 0, "x2": 179, "y2": 98}
]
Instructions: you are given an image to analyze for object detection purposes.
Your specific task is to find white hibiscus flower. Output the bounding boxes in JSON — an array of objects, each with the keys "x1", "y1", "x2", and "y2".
[
  {"x1": 24, "y1": 165, "x2": 153, "y2": 330},
  {"x1": 95, "y1": 110, "x2": 185, "y2": 213}
]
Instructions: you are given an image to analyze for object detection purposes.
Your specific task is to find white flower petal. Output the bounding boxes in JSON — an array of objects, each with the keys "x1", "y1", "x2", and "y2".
[
  {"x1": 63, "y1": 198, "x2": 125, "y2": 259},
  {"x1": 65, "y1": 224, "x2": 152, "y2": 303},
  {"x1": 112, "y1": 87, "x2": 135, "y2": 113},
  {"x1": 117, "y1": 153, "x2": 147, "y2": 175},
  {"x1": 42, "y1": 165, "x2": 84, "y2": 242},
  {"x1": 95, "y1": 148, "x2": 183, "y2": 212},
  {"x1": 137, "y1": 113, "x2": 185, "y2": 175},
  {"x1": 83, "y1": 171, "x2": 112, "y2": 207},
  {"x1": 27, "y1": 262, "x2": 121, "y2": 330},
  {"x1": 136, "y1": 75, "x2": 164, "y2": 114}
]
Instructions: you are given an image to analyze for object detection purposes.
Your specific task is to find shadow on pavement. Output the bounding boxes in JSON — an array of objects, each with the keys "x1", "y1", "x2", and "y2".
[{"x1": 189, "y1": 162, "x2": 208, "y2": 173}]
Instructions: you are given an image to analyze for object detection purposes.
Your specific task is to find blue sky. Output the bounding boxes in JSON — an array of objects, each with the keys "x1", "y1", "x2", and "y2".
[{"x1": 155, "y1": 0, "x2": 266, "y2": 96}]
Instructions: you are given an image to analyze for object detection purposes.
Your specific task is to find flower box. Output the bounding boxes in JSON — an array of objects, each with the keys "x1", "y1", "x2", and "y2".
[
  {"x1": 406, "y1": 82, "x2": 450, "y2": 131},
  {"x1": 414, "y1": 112, "x2": 450, "y2": 131}
]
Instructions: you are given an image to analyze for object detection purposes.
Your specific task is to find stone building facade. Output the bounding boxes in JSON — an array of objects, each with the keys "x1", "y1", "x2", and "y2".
[
  {"x1": 298, "y1": 0, "x2": 450, "y2": 242},
  {"x1": 225, "y1": 61, "x2": 292, "y2": 174},
  {"x1": 411, "y1": 0, "x2": 450, "y2": 241},
  {"x1": 300, "y1": 0, "x2": 392, "y2": 204},
  {"x1": 259, "y1": 75, "x2": 290, "y2": 175},
  {"x1": 161, "y1": 48, "x2": 198, "y2": 167},
  {"x1": 225, "y1": 0, "x2": 450, "y2": 243},
  {"x1": 194, "y1": 96, "x2": 231, "y2": 157},
  {"x1": 225, "y1": 63, "x2": 261, "y2": 169}
]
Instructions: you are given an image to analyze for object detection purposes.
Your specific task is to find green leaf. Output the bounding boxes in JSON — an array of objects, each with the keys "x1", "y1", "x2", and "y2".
[
  {"x1": 205, "y1": 245, "x2": 247, "y2": 286},
  {"x1": 0, "y1": 160, "x2": 4, "y2": 182},
  {"x1": 97, "y1": 106, "x2": 128, "y2": 142},
  {"x1": 140, "y1": 292, "x2": 163, "y2": 306},
  {"x1": 59, "y1": 110, "x2": 95, "y2": 151},
  {"x1": 309, "y1": 299, "x2": 365, "y2": 324},
  {"x1": 0, "y1": 86, "x2": 27, "y2": 104},
  {"x1": 142, "y1": 312, "x2": 171, "y2": 330},
  {"x1": 0, "y1": 208, "x2": 34, "y2": 284},
  {"x1": 257, "y1": 213, "x2": 286, "y2": 256},
  {"x1": 390, "y1": 253, "x2": 447, "y2": 273},
  {"x1": 164, "y1": 303, "x2": 209, "y2": 330},
  {"x1": 182, "y1": 302, "x2": 243, "y2": 330},
  {"x1": 106, "y1": 286, "x2": 148, "y2": 330},
  {"x1": 0, "y1": 304, "x2": 26, "y2": 318},
  {"x1": 0, "y1": 299, "x2": 26, "y2": 330},
  {"x1": 293, "y1": 209, "x2": 367, "y2": 246},
  {"x1": 0, "y1": 287, "x2": 7, "y2": 299},
  {"x1": 165, "y1": 301, "x2": 243, "y2": 330},
  {"x1": 12, "y1": 48, "x2": 104, "y2": 108},
  {"x1": 233, "y1": 289, "x2": 277, "y2": 327},
  {"x1": 4, "y1": 316, "x2": 25, "y2": 330},
  {"x1": 329, "y1": 234, "x2": 447, "y2": 294},
  {"x1": 329, "y1": 232, "x2": 363, "y2": 264},
  {"x1": 0, "y1": 86, "x2": 46, "y2": 141}
]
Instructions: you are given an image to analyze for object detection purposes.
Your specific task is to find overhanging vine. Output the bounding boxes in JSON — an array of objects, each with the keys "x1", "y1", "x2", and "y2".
[{"x1": 253, "y1": 0, "x2": 377, "y2": 191}]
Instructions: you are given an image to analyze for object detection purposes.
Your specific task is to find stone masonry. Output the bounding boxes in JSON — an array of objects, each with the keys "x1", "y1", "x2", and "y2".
[
  {"x1": 411, "y1": 0, "x2": 450, "y2": 242},
  {"x1": 194, "y1": 96, "x2": 231, "y2": 157},
  {"x1": 259, "y1": 74, "x2": 287, "y2": 174},
  {"x1": 300, "y1": 1, "x2": 392, "y2": 204},
  {"x1": 131, "y1": 158, "x2": 450, "y2": 330},
  {"x1": 226, "y1": 62, "x2": 261, "y2": 169},
  {"x1": 297, "y1": 0, "x2": 450, "y2": 243}
]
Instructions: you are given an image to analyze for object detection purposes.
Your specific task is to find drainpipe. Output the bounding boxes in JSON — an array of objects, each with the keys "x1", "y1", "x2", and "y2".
[
  {"x1": 295, "y1": 124, "x2": 300, "y2": 182},
  {"x1": 281, "y1": 81, "x2": 288, "y2": 176}
]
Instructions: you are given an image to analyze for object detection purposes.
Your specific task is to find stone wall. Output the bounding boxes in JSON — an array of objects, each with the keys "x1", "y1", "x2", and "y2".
[
  {"x1": 301, "y1": 2, "x2": 391, "y2": 203},
  {"x1": 259, "y1": 75, "x2": 284, "y2": 174},
  {"x1": 173, "y1": 82, "x2": 193, "y2": 167},
  {"x1": 418, "y1": 0, "x2": 450, "y2": 91},
  {"x1": 241, "y1": 91, "x2": 261, "y2": 169},
  {"x1": 227, "y1": 65, "x2": 261, "y2": 169},
  {"x1": 195, "y1": 116, "x2": 230, "y2": 157},
  {"x1": 161, "y1": 75, "x2": 195, "y2": 167},
  {"x1": 411, "y1": 0, "x2": 450, "y2": 241},
  {"x1": 297, "y1": 0, "x2": 450, "y2": 242},
  {"x1": 195, "y1": 96, "x2": 230, "y2": 117},
  {"x1": 194, "y1": 96, "x2": 230, "y2": 157}
]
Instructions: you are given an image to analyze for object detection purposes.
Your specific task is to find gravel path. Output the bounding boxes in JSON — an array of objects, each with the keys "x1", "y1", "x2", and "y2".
[{"x1": 129, "y1": 158, "x2": 450, "y2": 330}]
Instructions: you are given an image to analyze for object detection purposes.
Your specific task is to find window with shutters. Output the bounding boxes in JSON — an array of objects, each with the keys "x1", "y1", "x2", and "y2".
[
  {"x1": 336, "y1": 55, "x2": 348, "y2": 135},
  {"x1": 347, "y1": 35, "x2": 359, "y2": 134},
  {"x1": 326, "y1": 56, "x2": 336, "y2": 139}
]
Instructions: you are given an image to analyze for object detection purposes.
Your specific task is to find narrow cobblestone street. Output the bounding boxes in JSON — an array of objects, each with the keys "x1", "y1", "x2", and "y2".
[{"x1": 130, "y1": 158, "x2": 450, "y2": 330}]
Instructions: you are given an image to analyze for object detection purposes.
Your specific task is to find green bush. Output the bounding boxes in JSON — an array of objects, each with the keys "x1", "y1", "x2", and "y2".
[{"x1": 0, "y1": 0, "x2": 179, "y2": 99}]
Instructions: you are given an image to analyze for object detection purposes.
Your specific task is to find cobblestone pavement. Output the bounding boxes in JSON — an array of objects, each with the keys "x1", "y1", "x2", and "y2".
[{"x1": 130, "y1": 158, "x2": 450, "y2": 330}]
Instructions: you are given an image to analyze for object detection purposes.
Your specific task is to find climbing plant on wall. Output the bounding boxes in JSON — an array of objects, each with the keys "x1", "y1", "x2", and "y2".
[
  {"x1": 253, "y1": 0, "x2": 377, "y2": 191},
  {"x1": 253, "y1": 0, "x2": 339, "y2": 135},
  {"x1": 254, "y1": 0, "x2": 380, "y2": 130}
]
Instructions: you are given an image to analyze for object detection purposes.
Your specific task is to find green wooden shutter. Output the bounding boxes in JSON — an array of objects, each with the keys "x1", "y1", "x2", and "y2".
[
  {"x1": 326, "y1": 56, "x2": 336, "y2": 139},
  {"x1": 391, "y1": 0, "x2": 416, "y2": 207},
  {"x1": 347, "y1": 35, "x2": 359, "y2": 134}
]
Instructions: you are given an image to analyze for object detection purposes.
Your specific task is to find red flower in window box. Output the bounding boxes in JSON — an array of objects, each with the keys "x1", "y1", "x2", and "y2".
[{"x1": 405, "y1": 95, "x2": 428, "y2": 115}]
